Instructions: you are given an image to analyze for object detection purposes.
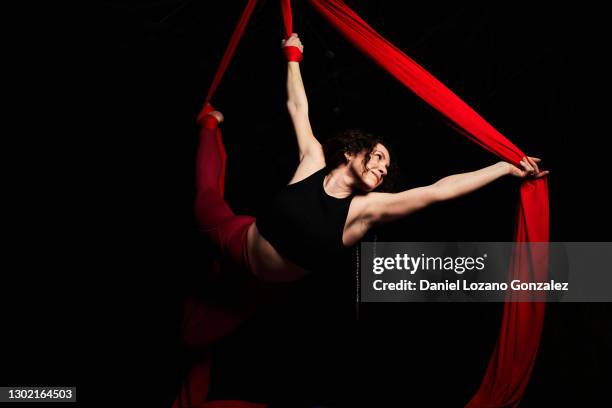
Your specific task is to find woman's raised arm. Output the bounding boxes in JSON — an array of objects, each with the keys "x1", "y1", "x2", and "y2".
[{"x1": 283, "y1": 34, "x2": 324, "y2": 162}]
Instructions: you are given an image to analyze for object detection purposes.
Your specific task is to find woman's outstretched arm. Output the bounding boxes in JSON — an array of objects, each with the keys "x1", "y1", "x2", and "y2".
[
  {"x1": 364, "y1": 157, "x2": 548, "y2": 226},
  {"x1": 283, "y1": 34, "x2": 324, "y2": 161}
]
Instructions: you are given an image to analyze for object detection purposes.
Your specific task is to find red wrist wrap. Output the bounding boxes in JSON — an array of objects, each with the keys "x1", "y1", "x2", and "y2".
[{"x1": 283, "y1": 45, "x2": 303, "y2": 62}]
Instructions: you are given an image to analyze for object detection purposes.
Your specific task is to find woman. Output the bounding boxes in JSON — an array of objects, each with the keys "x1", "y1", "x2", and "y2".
[{"x1": 195, "y1": 33, "x2": 549, "y2": 283}]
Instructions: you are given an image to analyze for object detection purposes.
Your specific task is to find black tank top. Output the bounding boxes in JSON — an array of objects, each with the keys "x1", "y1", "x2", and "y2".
[{"x1": 256, "y1": 167, "x2": 355, "y2": 272}]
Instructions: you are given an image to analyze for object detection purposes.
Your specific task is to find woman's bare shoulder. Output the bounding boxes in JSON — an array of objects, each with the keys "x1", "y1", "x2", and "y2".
[{"x1": 287, "y1": 155, "x2": 326, "y2": 185}]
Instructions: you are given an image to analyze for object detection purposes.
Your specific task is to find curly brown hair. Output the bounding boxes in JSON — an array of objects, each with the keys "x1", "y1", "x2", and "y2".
[{"x1": 323, "y1": 129, "x2": 398, "y2": 192}]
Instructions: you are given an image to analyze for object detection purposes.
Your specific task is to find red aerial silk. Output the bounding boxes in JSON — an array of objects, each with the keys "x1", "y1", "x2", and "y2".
[{"x1": 180, "y1": 0, "x2": 550, "y2": 407}]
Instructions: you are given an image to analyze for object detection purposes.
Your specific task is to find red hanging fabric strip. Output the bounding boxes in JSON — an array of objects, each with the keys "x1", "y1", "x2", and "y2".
[
  {"x1": 290, "y1": 1, "x2": 550, "y2": 406},
  {"x1": 281, "y1": 0, "x2": 293, "y2": 38},
  {"x1": 197, "y1": 0, "x2": 259, "y2": 122}
]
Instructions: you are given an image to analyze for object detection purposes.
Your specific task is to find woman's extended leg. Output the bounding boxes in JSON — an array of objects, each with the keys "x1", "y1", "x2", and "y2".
[{"x1": 194, "y1": 111, "x2": 255, "y2": 272}]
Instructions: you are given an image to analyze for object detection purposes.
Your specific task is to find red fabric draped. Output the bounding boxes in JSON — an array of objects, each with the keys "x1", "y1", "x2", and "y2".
[{"x1": 295, "y1": 1, "x2": 550, "y2": 407}]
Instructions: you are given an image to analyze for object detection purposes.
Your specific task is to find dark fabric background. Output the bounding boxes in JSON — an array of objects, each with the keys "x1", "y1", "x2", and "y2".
[{"x1": 5, "y1": 1, "x2": 611, "y2": 407}]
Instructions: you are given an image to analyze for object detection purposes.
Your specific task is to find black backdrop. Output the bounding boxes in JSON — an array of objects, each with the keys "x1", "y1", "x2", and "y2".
[{"x1": 5, "y1": 0, "x2": 611, "y2": 407}]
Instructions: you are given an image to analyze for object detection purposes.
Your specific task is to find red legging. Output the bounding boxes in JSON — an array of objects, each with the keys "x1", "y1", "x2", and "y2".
[{"x1": 195, "y1": 115, "x2": 255, "y2": 272}]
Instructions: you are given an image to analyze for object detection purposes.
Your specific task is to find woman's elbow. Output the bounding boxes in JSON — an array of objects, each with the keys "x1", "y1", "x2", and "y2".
[{"x1": 287, "y1": 100, "x2": 308, "y2": 116}]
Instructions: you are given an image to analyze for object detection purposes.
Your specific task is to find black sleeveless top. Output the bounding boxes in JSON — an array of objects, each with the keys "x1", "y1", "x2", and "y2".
[{"x1": 256, "y1": 167, "x2": 355, "y2": 272}]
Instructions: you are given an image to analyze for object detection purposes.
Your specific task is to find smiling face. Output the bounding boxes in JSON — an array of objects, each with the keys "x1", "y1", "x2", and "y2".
[{"x1": 346, "y1": 143, "x2": 391, "y2": 192}]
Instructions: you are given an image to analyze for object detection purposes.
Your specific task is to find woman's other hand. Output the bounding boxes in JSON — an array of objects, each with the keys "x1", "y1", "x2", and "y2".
[{"x1": 507, "y1": 156, "x2": 549, "y2": 178}]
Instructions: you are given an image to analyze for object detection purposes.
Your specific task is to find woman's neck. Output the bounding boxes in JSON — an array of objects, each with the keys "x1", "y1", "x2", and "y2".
[{"x1": 323, "y1": 166, "x2": 355, "y2": 198}]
